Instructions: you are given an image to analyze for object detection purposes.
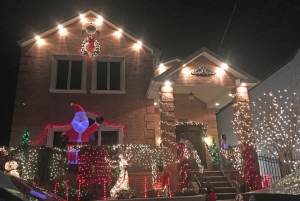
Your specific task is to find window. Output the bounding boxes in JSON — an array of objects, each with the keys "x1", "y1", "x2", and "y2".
[
  {"x1": 50, "y1": 55, "x2": 87, "y2": 93},
  {"x1": 53, "y1": 131, "x2": 64, "y2": 148},
  {"x1": 91, "y1": 56, "x2": 125, "y2": 94}
]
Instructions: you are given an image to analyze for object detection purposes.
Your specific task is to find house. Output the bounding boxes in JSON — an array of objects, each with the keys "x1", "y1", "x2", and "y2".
[{"x1": 11, "y1": 9, "x2": 259, "y2": 193}]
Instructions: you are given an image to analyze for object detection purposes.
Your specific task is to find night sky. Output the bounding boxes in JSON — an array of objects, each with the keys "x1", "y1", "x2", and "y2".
[{"x1": 0, "y1": 0, "x2": 300, "y2": 146}]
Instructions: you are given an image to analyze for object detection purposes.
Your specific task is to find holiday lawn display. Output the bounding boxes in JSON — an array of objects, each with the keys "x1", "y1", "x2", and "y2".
[
  {"x1": 1, "y1": 104, "x2": 207, "y2": 200},
  {"x1": 0, "y1": 141, "x2": 206, "y2": 200}
]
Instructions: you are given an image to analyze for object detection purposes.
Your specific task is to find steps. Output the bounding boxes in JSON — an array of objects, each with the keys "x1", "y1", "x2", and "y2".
[{"x1": 196, "y1": 170, "x2": 238, "y2": 201}]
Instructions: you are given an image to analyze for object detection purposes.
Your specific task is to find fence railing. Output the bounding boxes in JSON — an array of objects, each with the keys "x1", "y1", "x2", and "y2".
[
  {"x1": 219, "y1": 146, "x2": 244, "y2": 191},
  {"x1": 220, "y1": 147, "x2": 300, "y2": 188},
  {"x1": 257, "y1": 154, "x2": 282, "y2": 185}
]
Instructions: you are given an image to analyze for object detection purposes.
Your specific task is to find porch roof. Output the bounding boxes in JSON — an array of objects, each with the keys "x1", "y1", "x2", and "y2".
[{"x1": 146, "y1": 47, "x2": 260, "y2": 109}]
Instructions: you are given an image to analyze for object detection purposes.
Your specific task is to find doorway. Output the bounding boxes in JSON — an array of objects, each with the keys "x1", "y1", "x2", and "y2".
[{"x1": 175, "y1": 125, "x2": 207, "y2": 168}]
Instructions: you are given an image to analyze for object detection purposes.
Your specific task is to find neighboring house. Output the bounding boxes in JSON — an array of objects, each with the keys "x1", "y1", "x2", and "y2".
[
  {"x1": 11, "y1": 9, "x2": 259, "y2": 191},
  {"x1": 217, "y1": 48, "x2": 300, "y2": 146},
  {"x1": 217, "y1": 48, "x2": 300, "y2": 184}
]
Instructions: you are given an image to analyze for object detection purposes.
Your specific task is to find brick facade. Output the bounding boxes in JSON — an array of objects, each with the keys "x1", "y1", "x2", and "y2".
[{"x1": 11, "y1": 14, "x2": 155, "y2": 147}]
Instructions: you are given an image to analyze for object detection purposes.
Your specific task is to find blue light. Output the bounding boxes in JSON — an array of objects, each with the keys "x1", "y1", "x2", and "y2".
[
  {"x1": 30, "y1": 190, "x2": 47, "y2": 199},
  {"x1": 71, "y1": 111, "x2": 89, "y2": 134}
]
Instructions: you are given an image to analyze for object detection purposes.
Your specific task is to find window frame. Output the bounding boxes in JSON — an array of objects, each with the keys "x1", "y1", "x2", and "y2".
[
  {"x1": 91, "y1": 56, "x2": 126, "y2": 94},
  {"x1": 49, "y1": 55, "x2": 87, "y2": 93}
]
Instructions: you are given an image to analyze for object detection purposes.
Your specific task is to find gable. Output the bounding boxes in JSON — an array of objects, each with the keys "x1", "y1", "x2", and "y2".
[
  {"x1": 17, "y1": 10, "x2": 161, "y2": 56},
  {"x1": 169, "y1": 56, "x2": 237, "y2": 87}
]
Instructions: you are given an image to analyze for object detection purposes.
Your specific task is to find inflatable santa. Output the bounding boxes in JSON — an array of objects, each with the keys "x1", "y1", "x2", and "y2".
[{"x1": 61, "y1": 103, "x2": 104, "y2": 147}]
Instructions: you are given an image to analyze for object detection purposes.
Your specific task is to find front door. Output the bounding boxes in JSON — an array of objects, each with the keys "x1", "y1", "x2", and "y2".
[{"x1": 175, "y1": 125, "x2": 207, "y2": 168}]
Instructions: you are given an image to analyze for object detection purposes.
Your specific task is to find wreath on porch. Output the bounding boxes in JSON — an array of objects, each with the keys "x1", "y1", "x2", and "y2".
[{"x1": 81, "y1": 36, "x2": 100, "y2": 57}]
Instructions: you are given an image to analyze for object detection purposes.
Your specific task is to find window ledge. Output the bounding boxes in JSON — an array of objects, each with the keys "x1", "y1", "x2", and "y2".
[
  {"x1": 49, "y1": 89, "x2": 87, "y2": 93},
  {"x1": 90, "y1": 90, "x2": 126, "y2": 94}
]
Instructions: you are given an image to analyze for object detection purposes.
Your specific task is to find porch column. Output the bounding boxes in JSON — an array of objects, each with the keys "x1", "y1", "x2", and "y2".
[
  {"x1": 159, "y1": 84, "x2": 178, "y2": 191},
  {"x1": 232, "y1": 85, "x2": 261, "y2": 189}
]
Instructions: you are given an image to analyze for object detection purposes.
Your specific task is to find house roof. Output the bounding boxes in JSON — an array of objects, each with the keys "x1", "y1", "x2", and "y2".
[
  {"x1": 158, "y1": 56, "x2": 183, "y2": 65},
  {"x1": 17, "y1": 8, "x2": 162, "y2": 55},
  {"x1": 154, "y1": 47, "x2": 259, "y2": 83}
]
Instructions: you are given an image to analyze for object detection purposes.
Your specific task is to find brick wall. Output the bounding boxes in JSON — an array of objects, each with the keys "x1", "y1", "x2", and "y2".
[
  {"x1": 128, "y1": 172, "x2": 153, "y2": 197},
  {"x1": 10, "y1": 14, "x2": 155, "y2": 147}
]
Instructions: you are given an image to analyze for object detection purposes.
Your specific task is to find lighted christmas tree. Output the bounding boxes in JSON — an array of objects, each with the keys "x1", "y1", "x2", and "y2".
[
  {"x1": 22, "y1": 130, "x2": 30, "y2": 146},
  {"x1": 211, "y1": 138, "x2": 219, "y2": 164},
  {"x1": 252, "y1": 88, "x2": 300, "y2": 177}
]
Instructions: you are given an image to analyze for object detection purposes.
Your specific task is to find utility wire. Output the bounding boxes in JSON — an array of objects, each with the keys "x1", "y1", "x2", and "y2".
[{"x1": 218, "y1": 0, "x2": 238, "y2": 54}]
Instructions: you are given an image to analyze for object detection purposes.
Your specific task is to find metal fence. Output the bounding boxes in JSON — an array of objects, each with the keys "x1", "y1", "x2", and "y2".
[
  {"x1": 258, "y1": 154, "x2": 300, "y2": 185},
  {"x1": 257, "y1": 154, "x2": 282, "y2": 185}
]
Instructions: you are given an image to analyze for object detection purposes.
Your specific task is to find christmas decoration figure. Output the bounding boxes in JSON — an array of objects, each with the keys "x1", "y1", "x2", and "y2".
[
  {"x1": 5, "y1": 160, "x2": 20, "y2": 178},
  {"x1": 211, "y1": 138, "x2": 220, "y2": 164},
  {"x1": 177, "y1": 133, "x2": 193, "y2": 189},
  {"x1": 110, "y1": 154, "x2": 130, "y2": 198},
  {"x1": 61, "y1": 103, "x2": 104, "y2": 147}
]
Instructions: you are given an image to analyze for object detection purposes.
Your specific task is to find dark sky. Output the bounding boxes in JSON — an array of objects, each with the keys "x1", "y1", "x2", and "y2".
[{"x1": 1, "y1": 0, "x2": 300, "y2": 146}]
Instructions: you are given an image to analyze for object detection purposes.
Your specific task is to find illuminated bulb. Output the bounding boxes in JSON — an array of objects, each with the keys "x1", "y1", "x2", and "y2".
[
  {"x1": 241, "y1": 83, "x2": 246, "y2": 86},
  {"x1": 216, "y1": 103, "x2": 219, "y2": 106},
  {"x1": 57, "y1": 24, "x2": 63, "y2": 29},
  {"x1": 165, "y1": 80, "x2": 171, "y2": 86},
  {"x1": 154, "y1": 102, "x2": 157, "y2": 105},
  {"x1": 229, "y1": 93, "x2": 232, "y2": 97},
  {"x1": 96, "y1": 16, "x2": 103, "y2": 25},
  {"x1": 133, "y1": 41, "x2": 142, "y2": 50},
  {"x1": 118, "y1": 28, "x2": 122, "y2": 33},
  {"x1": 35, "y1": 35, "x2": 40, "y2": 40},
  {"x1": 221, "y1": 63, "x2": 228, "y2": 69},
  {"x1": 79, "y1": 14, "x2": 84, "y2": 18},
  {"x1": 59, "y1": 28, "x2": 67, "y2": 35}
]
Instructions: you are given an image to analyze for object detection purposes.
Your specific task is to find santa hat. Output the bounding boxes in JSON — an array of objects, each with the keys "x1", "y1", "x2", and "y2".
[{"x1": 70, "y1": 103, "x2": 85, "y2": 113}]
